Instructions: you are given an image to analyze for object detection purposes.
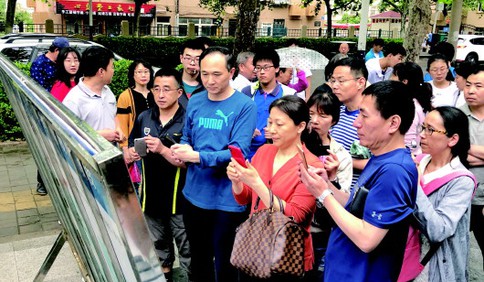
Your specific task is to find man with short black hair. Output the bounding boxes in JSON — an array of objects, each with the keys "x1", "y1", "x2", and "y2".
[
  {"x1": 127, "y1": 68, "x2": 190, "y2": 282},
  {"x1": 178, "y1": 39, "x2": 205, "y2": 108},
  {"x1": 241, "y1": 47, "x2": 296, "y2": 159},
  {"x1": 171, "y1": 46, "x2": 257, "y2": 282},
  {"x1": 63, "y1": 46, "x2": 124, "y2": 144},
  {"x1": 330, "y1": 58, "x2": 369, "y2": 185},
  {"x1": 301, "y1": 80, "x2": 418, "y2": 281},
  {"x1": 366, "y1": 43, "x2": 406, "y2": 84},
  {"x1": 365, "y1": 38, "x2": 385, "y2": 62}
]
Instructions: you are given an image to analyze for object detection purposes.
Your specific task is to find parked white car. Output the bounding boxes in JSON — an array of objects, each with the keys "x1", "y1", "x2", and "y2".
[
  {"x1": 455, "y1": 35, "x2": 484, "y2": 63},
  {"x1": 0, "y1": 36, "x2": 123, "y2": 64}
]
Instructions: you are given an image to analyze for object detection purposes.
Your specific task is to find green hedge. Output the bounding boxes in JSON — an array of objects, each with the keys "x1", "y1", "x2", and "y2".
[
  {"x1": 0, "y1": 59, "x2": 131, "y2": 141},
  {"x1": 95, "y1": 36, "x2": 403, "y2": 68},
  {"x1": 0, "y1": 62, "x2": 29, "y2": 141}
]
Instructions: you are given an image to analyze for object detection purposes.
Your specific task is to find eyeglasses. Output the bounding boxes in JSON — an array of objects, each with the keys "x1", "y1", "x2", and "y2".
[
  {"x1": 329, "y1": 77, "x2": 360, "y2": 85},
  {"x1": 135, "y1": 70, "x2": 150, "y2": 76},
  {"x1": 182, "y1": 56, "x2": 200, "y2": 64},
  {"x1": 418, "y1": 124, "x2": 447, "y2": 136},
  {"x1": 152, "y1": 87, "x2": 179, "y2": 94},
  {"x1": 254, "y1": 65, "x2": 274, "y2": 72},
  {"x1": 429, "y1": 67, "x2": 448, "y2": 73}
]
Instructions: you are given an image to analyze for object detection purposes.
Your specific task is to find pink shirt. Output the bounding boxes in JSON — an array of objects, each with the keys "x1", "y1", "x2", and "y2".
[
  {"x1": 405, "y1": 99, "x2": 425, "y2": 155},
  {"x1": 51, "y1": 80, "x2": 76, "y2": 102}
]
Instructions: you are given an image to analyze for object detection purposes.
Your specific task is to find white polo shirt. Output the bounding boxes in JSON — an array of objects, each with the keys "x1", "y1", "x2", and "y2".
[{"x1": 63, "y1": 78, "x2": 117, "y2": 131}]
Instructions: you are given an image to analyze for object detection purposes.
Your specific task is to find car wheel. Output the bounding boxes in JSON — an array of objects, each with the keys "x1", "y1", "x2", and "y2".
[{"x1": 465, "y1": 53, "x2": 478, "y2": 63}]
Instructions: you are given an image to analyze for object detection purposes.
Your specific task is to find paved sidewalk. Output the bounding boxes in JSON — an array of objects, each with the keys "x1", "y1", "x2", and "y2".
[
  {"x1": 0, "y1": 141, "x2": 82, "y2": 281},
  {"x1": 0, "y1": 142, "x2": 60, "y2": 238},
  {"x1": 0, "y1": 141, "x2": 482, "y2": 281}
]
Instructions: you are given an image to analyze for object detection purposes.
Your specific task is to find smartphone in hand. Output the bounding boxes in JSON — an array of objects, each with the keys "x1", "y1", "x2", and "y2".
[
  {"x1": 228, "y1": 145, "x2": 247, "y2": 168},
  {"x1": 134, "y1": 138, "x2": 148, "y2": 157},
  {"x1": 297, "y1": 144, "x2": 308, "y2": 170},
  {"x1": 162, "y1": 134, "x2": 178, "y2": 147}
]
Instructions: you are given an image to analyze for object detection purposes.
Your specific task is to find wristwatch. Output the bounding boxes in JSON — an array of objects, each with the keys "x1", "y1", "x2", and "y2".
[{"x1": 316, "y1": 189, "x2": 334, "y2": 208}]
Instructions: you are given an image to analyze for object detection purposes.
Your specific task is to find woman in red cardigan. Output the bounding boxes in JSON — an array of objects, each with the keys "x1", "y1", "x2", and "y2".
[{"x1": 228, "y1": 95, "x2": 323, "y2": 281}]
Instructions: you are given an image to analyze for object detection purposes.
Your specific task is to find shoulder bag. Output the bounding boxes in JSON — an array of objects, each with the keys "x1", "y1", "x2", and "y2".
[{"x1": 230, "y1": 190, "x2": 306, "y2": 278}]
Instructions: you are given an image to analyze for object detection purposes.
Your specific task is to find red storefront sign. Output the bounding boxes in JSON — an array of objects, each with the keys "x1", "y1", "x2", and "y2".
[{"x1": 56, "y1": 1, "x2": 156, "y2": 17}]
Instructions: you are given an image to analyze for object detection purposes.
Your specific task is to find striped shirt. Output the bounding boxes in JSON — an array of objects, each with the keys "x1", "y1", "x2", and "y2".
[
  {"x1": 331, "y1": 105, "x2": 361, "y2": 189},
  {"x1": 330, "y1": 105, "x2": 360, "y2": 151}
]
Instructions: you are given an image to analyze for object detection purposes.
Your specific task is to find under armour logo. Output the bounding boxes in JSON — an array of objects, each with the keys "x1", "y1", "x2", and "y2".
[
  {"x1": 371, "y1": 211, "x2": 383, "y2": 220},
  {"x1": 215, "y1": 110, "x2": 234, "y2": 126}
]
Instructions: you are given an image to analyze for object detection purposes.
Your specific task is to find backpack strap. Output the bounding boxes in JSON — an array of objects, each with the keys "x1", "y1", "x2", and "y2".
[
  {"x1": 422, "y1": 170, "x2": 477, "y2": 196},
  {"x1": 419, "y1": 170, "x2": 477, "y2": 266}
]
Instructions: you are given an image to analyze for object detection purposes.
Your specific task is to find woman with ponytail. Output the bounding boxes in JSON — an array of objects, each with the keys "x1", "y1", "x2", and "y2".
[{"x1": 391, "y1": 62, "x2": 432, "y2": 155}]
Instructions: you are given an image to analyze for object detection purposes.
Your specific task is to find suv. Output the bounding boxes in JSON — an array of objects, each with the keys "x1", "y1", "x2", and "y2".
[
  {"x1": 455, "y1": 35, "x2": 484, "y2": 63},
  {"x1": 0, "y1": 36, "x2": 124, "y2": 64}
]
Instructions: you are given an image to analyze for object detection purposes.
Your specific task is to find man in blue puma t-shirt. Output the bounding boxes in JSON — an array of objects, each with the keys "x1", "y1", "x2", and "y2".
[{"x1": 171, "y1": 47, "x2": 257, "y2": 282}]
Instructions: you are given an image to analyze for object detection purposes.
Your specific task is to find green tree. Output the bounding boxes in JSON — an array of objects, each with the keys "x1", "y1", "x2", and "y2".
[
  {"x1": 338, "y1": 12, "x2": 361, "y2": 24},
  {"x1": 15, "y1": 5, "x2": 34, "y2": 25},
  {"x1": 0, "y1": 1, "x2": 6, "y2": 20}
]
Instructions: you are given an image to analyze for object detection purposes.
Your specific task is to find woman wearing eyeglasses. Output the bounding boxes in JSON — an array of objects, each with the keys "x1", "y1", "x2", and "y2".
[
  {"x1": 427, "y1": 54, "x2": 459, "y2": 108},
  {"x1": 117, "y1": 60, "x2": 155, "y2": 184},
  {"x1": 414, "y1": 106, "x2": 476, "y2": 282}
]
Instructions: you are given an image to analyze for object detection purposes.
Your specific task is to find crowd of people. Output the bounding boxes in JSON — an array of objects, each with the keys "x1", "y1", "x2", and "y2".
[{"x1": 29, "y1": 36, "x2": 483, "y2": 282}]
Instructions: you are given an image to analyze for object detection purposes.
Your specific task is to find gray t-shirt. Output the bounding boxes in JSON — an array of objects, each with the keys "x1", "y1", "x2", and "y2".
[{"x1": 460, "y1": 105, "x2": 484, "y2": 205}]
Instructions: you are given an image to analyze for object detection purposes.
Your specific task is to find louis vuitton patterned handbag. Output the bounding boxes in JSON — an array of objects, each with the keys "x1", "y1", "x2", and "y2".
[{"x1": 230, "y1": 190, "x2": 305, "y2": 278}]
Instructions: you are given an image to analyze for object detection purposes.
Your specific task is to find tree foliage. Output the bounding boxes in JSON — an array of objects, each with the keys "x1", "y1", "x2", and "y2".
[
  {"x1": 15, "y1": 5, "x2": 34, "y2": 25},
  {"x1": 339, "y1": 13, "x2": 361, "y2": 24}
]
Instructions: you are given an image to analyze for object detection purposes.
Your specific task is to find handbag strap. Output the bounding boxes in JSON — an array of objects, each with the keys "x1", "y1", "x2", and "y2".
[
  {"x1": 421, "y1": 242, "x2": 442, "y2": 266},
  {"x1": 254, "y1": 189, "x2": 274, "y2": 211},
  {"x1": 276, "y1": 196, "x2": 285, "y2": 214}
]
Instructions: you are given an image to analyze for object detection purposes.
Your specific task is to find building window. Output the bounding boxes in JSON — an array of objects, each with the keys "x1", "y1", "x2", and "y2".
[
  {"x1": 178, "y1": 17, "x2": 216, "y2": 36},
  {"x1": 261, "y1": 23, "x2": 273, "y2": 36},
  {"x1": 314, "y1": 21, "x2": 321, "y2": 27},
  {"x1": 273, "y1": 19, "x2": 285, "y2": 28}
]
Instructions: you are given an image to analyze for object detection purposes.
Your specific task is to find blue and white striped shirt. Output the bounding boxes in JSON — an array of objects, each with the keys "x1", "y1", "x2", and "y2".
[{"x1": 330, "y1": 105, "x2": 360, "y2": 152}]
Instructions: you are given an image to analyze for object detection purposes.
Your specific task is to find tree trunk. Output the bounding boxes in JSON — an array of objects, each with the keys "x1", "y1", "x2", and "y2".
[
  {"x1": 400, "y1": 10, "x2": 408, "y2": 38},
  {"x1": 134, "y1": 3, "x2": 141, "y2": 37},
  {"x1": 447, "y1": 0, "x2": 463, "y2": 48},
  {"x1": 325, "y1": 0, "x2": 332, "y2": 38},
  {"x1": 234, "y1": 0, "x2": 260, "y2": 55},
  {"x1": 404, "y1": 0, "x2": 431, "y2": 63},
  {"x1": 6, "y1": 0, "x2": 17, "y2": 34}
]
